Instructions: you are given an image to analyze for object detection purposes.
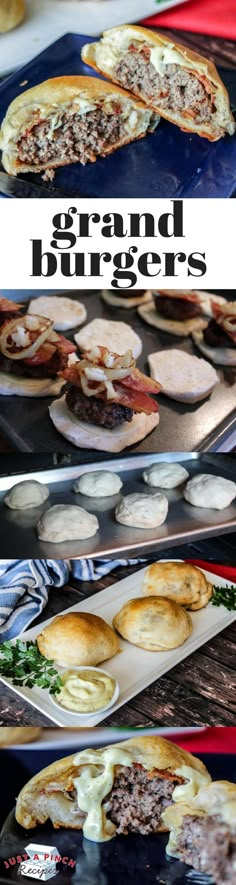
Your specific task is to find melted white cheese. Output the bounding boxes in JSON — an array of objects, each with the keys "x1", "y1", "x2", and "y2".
[
  {"x1": 73, "y1": 747, "x2": 134, "y2": 841},
  {"x1": 172, "y1": 765, "x2": 212, "y2": 802},
  {"x1": 150, "y1": 45, "x2": 189, "y2": 78}
]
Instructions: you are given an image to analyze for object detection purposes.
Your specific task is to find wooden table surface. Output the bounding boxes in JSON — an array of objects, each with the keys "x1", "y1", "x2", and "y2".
[{"x1": 0, "y1": 556, "x2": 235, "y2": 728}]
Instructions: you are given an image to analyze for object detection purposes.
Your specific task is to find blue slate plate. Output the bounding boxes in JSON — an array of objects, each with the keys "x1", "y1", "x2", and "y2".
[
  {"x1": 0, "y1": 752, "x2": 235, "y2": 884},
  {"x1": 0, "y1": 32, "x2": 236, "y2": 198}
]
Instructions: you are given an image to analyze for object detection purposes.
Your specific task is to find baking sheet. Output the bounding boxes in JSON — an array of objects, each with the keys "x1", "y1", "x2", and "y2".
[
  {"x1": 0, "y1": 453, "x2": 236, "y2": 559},
  {"x1": 0, "y1": 35, "x2": 236, "y2": 199},
  {"x1": 0, "y1": 291, "x2": 235, "y2": 454},
  {"x1": 0, "y1": 0, "x2": 189, "y2": 79},
  {"x1": 0, "y1": 562, "x2": 235, "y2": 726}
]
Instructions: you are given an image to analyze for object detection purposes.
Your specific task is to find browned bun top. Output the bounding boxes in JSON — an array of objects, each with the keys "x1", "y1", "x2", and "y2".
[{"x1": 37, "y1": 611, "x2": 119, "y2": 667}]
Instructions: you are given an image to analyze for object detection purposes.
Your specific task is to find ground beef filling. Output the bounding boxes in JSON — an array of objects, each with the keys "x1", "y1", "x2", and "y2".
[
  {"x1": 155, "y1": 295, "x2": 202, "y2": 320},
  {"x1": 116, "y1": 45, "x2": 215, "y2": 124},
  {"x1": 0, "y1": 349, "x2": 68, "y2": 378},
  {"x1": 66, "y1": 386, "x2": 133, "y2": 429},
  {"x1": 176, "y1": 814, "x2": 236, "y2": 884},
  {"x1": 203, "y1": 318, "x2": 234, "y2": 348},
  {"x1": 104, "y1": 765, "x2": 181, "y2": 835},
  {"x1": 17, "y1": 107, "x2": 127, "y2": 173}
]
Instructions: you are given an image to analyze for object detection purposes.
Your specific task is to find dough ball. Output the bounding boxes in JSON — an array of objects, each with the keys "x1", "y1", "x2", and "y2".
[
  {"x1": 37, "y1": 504, "x2": 98, "y2": 542},
  {"x1": 74, "y1": 318, "x2": 142, "y2": 359},
  {"x1": 184, "y1": 474, "x2": 236, "y2": 510},
  {"x1": 37, "y1": 612, "x2": 119, "y2": 667},
  {"x1": 115, "y1": 492, "x2": 168, "y2": 528},
  {"x1": 4, "y1": 479, "x2": 49, "y2": 510},
  {"x1": 74, "y1": 470, "x2": 123, "y2": 497},
  {"x1": 143, "y1": 462, "x2": 189, "y2": 489},
  {"x1": 142, "y1": 561, "x2": 213, "y2": 611},
  {"x1": 148, "y1": 349, "x2": 219, "y2": 403},
  {"x1": 113, "y1": 597, "x2": 192, "y2": 651},
  {"x1": 28, "y1": 295, "x2": 87, "y2": 331},
  {"x1": 0, "y1": 727, "x2": 41, "y2": 746}
]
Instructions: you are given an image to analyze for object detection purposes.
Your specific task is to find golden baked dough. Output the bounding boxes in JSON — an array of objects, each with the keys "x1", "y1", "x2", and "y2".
[
  {"x1": 163, "y1": 780, "x2": 236, "y2": 859},
  {"x1": 37, "y1": 611, "x2": 119, "y2": 667},
  {"x1": 82, "y1": 25, "x2": 235, "y2": 141},
  {"x1": 142, "y1": 562, "x2": 213, "y2": 611},
  {"x1": 0, "y1": 76, "x2": 159, "y2": 176},
  {"x1": 0, "y1": 0, "x2": 25, "y2": 33},
  {"x1": 113, "y1": 596, "x2": 192, "y2": 650},
  {"x1": 0, "y1": 727, "x2": 41, "y2": 745},
  {"x1": 15, "y1": 734, "x2": 211, "y2": 836}
]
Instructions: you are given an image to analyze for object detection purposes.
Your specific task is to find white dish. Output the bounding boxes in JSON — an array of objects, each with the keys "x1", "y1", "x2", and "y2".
[
  {"x1": 51, "y1": 665, "x2": 120, "y2": 718},
  {"x1": 0, "y1": 0, "x2": 189, "y2": 78},
  {"x1": 4, "y1": 727, "x2": 207, "y2": 750},
  {"x1": 0, "y1": 560, "x2": 235, "y2": 726}
]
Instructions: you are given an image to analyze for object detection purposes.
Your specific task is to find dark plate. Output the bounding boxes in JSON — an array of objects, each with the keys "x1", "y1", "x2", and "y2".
[
  {"x1": 0, "y1": 33, "x2": 236, "y2": 199},
  {"x1": 0, "y1": 752, "x2": 235, "y2": 884},
  {"x1": 0, "y1": 291, "x2": 235, "y2": 455}
]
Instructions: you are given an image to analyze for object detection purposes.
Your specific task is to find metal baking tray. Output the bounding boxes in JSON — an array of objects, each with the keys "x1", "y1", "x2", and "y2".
[
  {"x1": 0, "y1": 453, "x2": 235, "y2": 559},
  {"x1": 0, "y1": 291, "x2": 235, "y2": 454}
]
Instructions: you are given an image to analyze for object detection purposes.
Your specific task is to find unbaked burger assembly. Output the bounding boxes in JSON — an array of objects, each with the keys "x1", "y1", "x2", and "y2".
[
  {"x1": 49, "y1": 345, "x2": 161, "y2": 452},
  {"x1": 0, "y1": 298, "x2": 76, "y2": 396},
  {"x1": 138, "y1": 289, "x2": 227, "y2": 337},
  {"x1": 15, "y1": 735, "x2": 211, "y2": 841},
  {"x1": 193, "y1": 300, "x2": 236, "y2": 366}
]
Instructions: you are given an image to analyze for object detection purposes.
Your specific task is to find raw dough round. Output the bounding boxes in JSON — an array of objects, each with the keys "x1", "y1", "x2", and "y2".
[
  {"x1": 148, "y1": 349, "x2": 219, "y2": 403},
  {"x1": 49, "y1": 394, "x2": 159, "y2": 453},
  {"x1": 142, "y1": 561, "x2": 213, "y2": 611},
  {"x1": 143, "y1": 461, "x2": 189, "y2": 489},
  {"x1": 37, "y1": 612, "x2": 119, "y2": 667},
  {"x1": 37, "y1": 504, "x2": 99, "y2": 542},
  {"x1": 74, "y1": 318, "x2": 142, "y2": 358},
  {"x1": 28, "y1": 295, "x2": 87, "y2": 332},
  {"x1": 113, "y1": 596, "x2": 192, "y2": 651},
  {"x1": 0, "y1": 371, "x2": 64, "y2": 397},
  {"x1": 101, "y1": 290, "x2": 152, "y2": 309},
  {"x1": 115, "y1": 492, "x2": 168, "y2": 528},
  {"x1": 74, "y1": 470, "x2": 123, "y2": 497},
  {"x1": 4, "y1": 479, "x2": 49, "y2": 510},
  {"x1": 192, "y1": 329, "x2": 236, "y2": 367},
  {"x1": 183, "y1": 474, "x2": 236, "y2": 510}
]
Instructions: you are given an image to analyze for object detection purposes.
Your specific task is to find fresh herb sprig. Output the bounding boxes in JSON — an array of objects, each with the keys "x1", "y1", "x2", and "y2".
[
  {"x1": 0, "y1": 640, "x2": 63, "y2": 695},
  {"x1": 212, "y1": 584, "x2": 236, "y2": 612}
]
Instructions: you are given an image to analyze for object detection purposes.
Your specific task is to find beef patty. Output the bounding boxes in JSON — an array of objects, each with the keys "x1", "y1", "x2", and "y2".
[
  {"x1": 104, "y1": 765, "x2": 181, "y2": 835},
  {"x1": 203, "y1": 318, "x2": 234, "y2": 348},
  {"x1": 66, "y1": 386, "x2": 133, "y2": 429},
  {"x1": 176, "y1": 813, "x2": 236, "y2": 884},
  {"x1": 116, "y1": 45, "x2": 214, "y2": 124},
  {"x1": 0, "y1": 349, "x2": 68, "y2": 378},
  {"x1": 155, "y1": 295, "x2": 201, "y2": 321},
  {"x1": 17, "y1": 108, "x2": 128, "y2": 173}
]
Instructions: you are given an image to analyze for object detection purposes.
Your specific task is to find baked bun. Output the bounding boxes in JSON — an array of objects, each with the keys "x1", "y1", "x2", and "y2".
[
  {"x1": 0, "y1": 0, "x2": 25, "y2": 33},
  {"x1": 15, "y1": 734, "x2": 211, "y2": 839},
  {"x1": 82, "y1": 26, "x2": 235, "y2": 141},
  {"x1": 49, "y1": 394, "x2": 159, "y2": 454},
  {"x1": 37, "y1": 611, "x2": 119, "y2": 667},
  {"x1": 142, "y1": 562, "x2": 213, "y2": 611},
  {"x1": 163, "y1": 781, "x2": 236, "y2": 882},
  {"x1": 4, "y1": 479, "x2": 49, "y2": 510},
  {"x1": 184, "y1": 474, "x2": 236, "y2": 510},
  {"x1": 0, "y1": 76, "x2": 159, "y2": 177},
  {"x1": 113, "y1": 596, "x2": 192, "y2": 650},
  {"x1": 143, "y1": 461, "x2": 189, "y2": 488},
  {"x1": 0, "y1": 727, "x2": 41, "y2": 746}
]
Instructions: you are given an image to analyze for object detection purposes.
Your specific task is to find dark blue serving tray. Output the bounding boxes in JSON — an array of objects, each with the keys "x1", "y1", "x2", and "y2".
[
  {"x1": 0, "y1": 32, "x2": 236, "y2": 198},
  {"x1": 0, "y1": 752, "x2": 235, "y2": 884}
]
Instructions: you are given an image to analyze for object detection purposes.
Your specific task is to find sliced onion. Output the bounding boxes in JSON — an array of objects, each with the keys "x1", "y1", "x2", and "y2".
[
  {"x1": 0, "y1": 315, "x2": 53, "y2": 360},
  {"x1": 80, "y1": 375, "x2": 105, "y2": 398},
  {"x1": 84, "y1": 365, "x2": 132, "y2": 382}
]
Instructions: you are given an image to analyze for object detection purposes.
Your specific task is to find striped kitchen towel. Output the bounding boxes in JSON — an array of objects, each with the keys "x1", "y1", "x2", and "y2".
[
  {"x1": 0, "y1": 558, "x2": 144, "y2": 642},
  {"x1": 0, "y1": 559, "x2": 69, "y2": 641}
]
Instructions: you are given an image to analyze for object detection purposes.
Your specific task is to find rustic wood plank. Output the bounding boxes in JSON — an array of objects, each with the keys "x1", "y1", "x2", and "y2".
[
  {"x1": 150, "y1": 28, "x2": 236, "y2": 68},
  {"x1": 123, "y1": 675, "x2": 236, "y2": 725}
]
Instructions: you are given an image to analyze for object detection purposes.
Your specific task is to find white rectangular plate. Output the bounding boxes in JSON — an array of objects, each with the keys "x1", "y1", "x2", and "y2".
[
  {"x1": 0, "y1": 0, "x2": 189, "y2": 78},
  {"x1": 7, "y1": 726, "x2": 206, "y2": 749},
  {"x1": 1, "y1": 562, "x2": 235, "y2": 726}
]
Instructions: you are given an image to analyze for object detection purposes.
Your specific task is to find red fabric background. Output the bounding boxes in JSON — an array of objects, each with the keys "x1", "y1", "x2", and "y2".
[
  {"x1": 167, "y1": 726, "x2": 236, "y2": 753},
  {"x1": 142, "y1": 0, "x2": 236, "y2": 40}
]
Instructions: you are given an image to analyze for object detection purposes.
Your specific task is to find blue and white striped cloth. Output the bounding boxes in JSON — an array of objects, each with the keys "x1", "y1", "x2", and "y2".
[{"x1": 0, "y1": 558, "x2": 143, "y2": 642}]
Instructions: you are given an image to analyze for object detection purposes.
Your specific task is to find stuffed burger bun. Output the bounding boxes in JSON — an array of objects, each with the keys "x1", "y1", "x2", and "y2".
[
  {"x1": 0, "y1": 303, "x2": 77, "y2": 396},
  {"x1": 192, "y1": 299, "x2": 236, "y2": 366},
  {"x1": 138, "y1": 290, "x2": 226, "y2": 337},
  {"x1": 15, "y1": 734, "x2": 211, "y2": 842},
  {"x1": 49, "y1": 345, "x2": 161, "y2": 452}
]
